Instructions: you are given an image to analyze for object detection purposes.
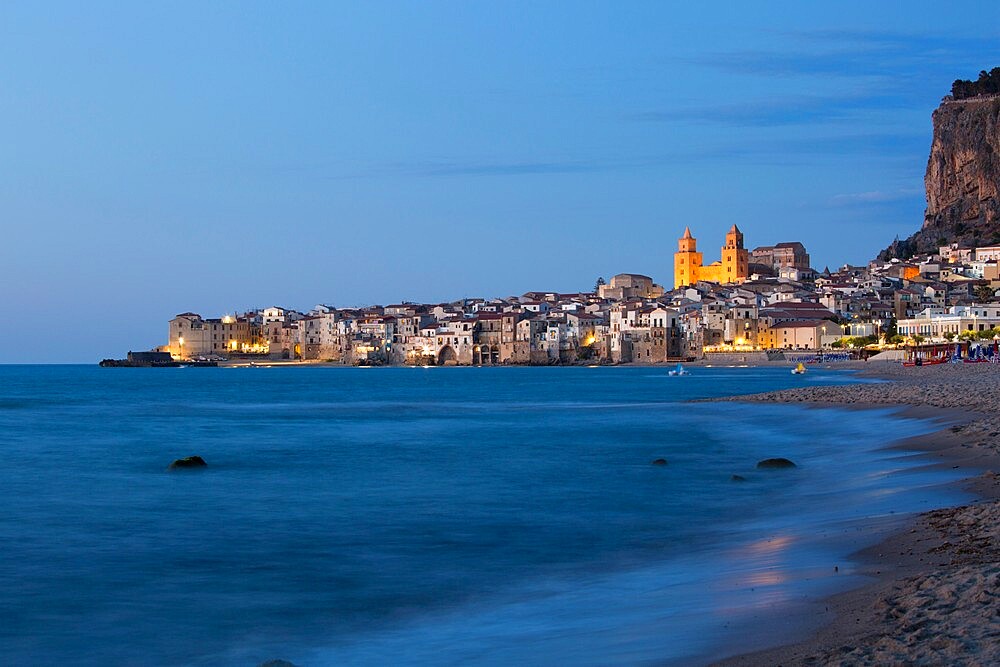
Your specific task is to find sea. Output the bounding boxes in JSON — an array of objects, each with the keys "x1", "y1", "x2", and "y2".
[{"x1": 0, "y1": 365, "x2": 970, "y2": 666}]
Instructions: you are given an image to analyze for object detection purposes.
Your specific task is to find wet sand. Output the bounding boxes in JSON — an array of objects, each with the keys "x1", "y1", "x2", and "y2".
[{"x1": 711, "y1": 362, "x2": 1000, "y2": 666}]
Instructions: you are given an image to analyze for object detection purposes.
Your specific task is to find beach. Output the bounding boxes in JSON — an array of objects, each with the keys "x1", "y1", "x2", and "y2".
[{"x1": 713, "y1": 361, "x2": 1000, "y2": 666}]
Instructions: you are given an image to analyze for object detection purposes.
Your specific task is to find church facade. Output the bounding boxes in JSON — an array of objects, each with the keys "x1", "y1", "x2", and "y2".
[{"x1": 673, "y1": 225, "x2": 750, "y2": 289}]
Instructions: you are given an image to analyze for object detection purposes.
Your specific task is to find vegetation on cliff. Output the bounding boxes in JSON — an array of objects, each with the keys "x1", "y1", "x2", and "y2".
[{"x1": 950, "y1": 68, "x2": 1000, "y2": 100}]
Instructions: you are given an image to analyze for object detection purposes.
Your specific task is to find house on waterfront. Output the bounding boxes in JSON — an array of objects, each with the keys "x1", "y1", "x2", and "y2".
[
  {"x1": 160, "y1": 227, "x2": 1000, "y2": 363},
  {"x1": 167, "y1": 312, "x2": 260, "y2": 360},
  {"x1": 897, "y1": 304, "x2": 1000, "y2": 340}
]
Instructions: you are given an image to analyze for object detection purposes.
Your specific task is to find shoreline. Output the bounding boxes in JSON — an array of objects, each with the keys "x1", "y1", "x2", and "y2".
[
  {"x1": 709, "y1": 363, "x2": 1000, "y2": 666},
  {"x1": 175, "y1": 356, "x2": 874, "y2": 369}
]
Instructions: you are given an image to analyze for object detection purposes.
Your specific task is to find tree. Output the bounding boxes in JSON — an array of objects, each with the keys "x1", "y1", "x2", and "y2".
[
  {"x1": 841, "y1": 335, "x2": 878, "y2": 348},
  {"x1": 974, "y1": 285, "x2": 996, "y2": 302},
  {"x1": 977, "y1": 327, "x2": 1000, "y2": 341},
  {"x1": 595, "y1": 276, "x2": 606, "y2": 293},
  {"x1": 951, "y1": 67, "x2": 1000, "y2": 99},
  {"x1": 884, "y1": 319, "x2": 899, "y2": 339}
]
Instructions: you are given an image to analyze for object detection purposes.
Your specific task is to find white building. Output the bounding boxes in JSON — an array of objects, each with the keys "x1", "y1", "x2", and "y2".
[{"x1": 897, "y1": 304, "x2": 1000, "y2": 340}]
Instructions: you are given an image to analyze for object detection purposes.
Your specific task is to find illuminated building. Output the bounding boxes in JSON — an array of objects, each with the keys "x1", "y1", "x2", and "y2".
[{"x1": 674, "y1": 225, "x2": 749, "y2": 289}]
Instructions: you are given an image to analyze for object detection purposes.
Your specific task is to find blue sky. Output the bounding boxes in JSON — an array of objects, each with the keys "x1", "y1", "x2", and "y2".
[{"x1": 1, "y1": 1, "x2": 997, "y2": 362}]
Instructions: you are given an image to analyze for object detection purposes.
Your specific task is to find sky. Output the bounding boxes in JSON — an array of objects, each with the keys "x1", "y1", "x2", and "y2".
[{"x1": 1, "y1": 1, "x2": 998, "y2": 362}]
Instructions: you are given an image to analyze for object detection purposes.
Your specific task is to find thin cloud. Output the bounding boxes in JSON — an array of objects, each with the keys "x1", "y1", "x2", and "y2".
[
  {"x1": 774, "y1": 132, "x2": 926, "y2": 156},
  {"x1": 632, "y1": 91, "x2": 920, "y2": 127},
  {"x1": 415, "y1": 161, "x2": 599, "y2": 177},
  {"x1": 664, "y1": 29, "x2": 995, "y2": 127},
  {"x1": 829, "y1": 188, "x2": 923, "y2": 206},
  {"x1": 787, "y1": 29, "x2": 998, "y2": 53},
  {"x1": 316, "y1": 159, "x2": 603, "y2": 180},
  {"x1": 317, "y1": 135, "x2": 922, "y2": 181},
  {"x1": 698, "y1": 30, "x2": 998, "y2": 79}
]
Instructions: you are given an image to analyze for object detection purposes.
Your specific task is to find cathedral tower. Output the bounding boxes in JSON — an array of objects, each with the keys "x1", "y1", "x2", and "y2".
[
  {"x1": 720, "y1": 224, "x2": 749, "y2": 284},
  {"x1": 674, "y1": 227, "x2": 703, "y2": 289}
]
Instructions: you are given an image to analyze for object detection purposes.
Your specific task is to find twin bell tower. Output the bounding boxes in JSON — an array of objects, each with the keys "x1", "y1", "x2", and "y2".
[{"x1": 673, "y1": 225, "x2": 749, "y2": 289}]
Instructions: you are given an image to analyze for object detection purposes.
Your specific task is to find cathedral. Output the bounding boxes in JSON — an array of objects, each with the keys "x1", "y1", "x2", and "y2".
[{"x1": 673, "y1": 225, "x2": 749, "y2": 289}]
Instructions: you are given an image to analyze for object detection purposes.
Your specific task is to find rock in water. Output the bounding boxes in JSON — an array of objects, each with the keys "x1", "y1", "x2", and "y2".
[
  {"x1": 257, "y1": 661, "x2": 298, "y2": 667},
  {"x1": 731, "y1": 474, "x2": 747, "y2": 482},
  {"x1": 756, "y1": 458, "x2": 796, "y2": 469},
  {"x1": 168, "y1": 456, "x2": 207, "y2": 470},
  {"x1": 651, "y1": 458, "x2": 668, "y2": 466}
]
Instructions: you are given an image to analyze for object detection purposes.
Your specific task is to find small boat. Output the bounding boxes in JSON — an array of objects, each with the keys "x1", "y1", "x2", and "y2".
[
  {"x1": 668, "y1": 363, "x2": 689, "y2": 376},
  {"x1": 791, "y1": 362, "x2": 807, "y2": 375}
]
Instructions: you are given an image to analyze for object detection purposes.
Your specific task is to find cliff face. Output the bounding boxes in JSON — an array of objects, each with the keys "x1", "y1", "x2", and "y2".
[{"x1": 880, "y1": 95, "x2": 1000, "y2": 259}]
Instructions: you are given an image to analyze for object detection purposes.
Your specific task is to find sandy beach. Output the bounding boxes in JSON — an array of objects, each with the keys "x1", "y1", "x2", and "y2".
[{"x1": 712, "y1": 361, "x2": 1000, "y2": 666}]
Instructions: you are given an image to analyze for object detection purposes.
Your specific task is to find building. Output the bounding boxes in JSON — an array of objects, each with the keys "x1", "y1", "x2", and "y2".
[
  {"x1": 673, "y1": 228, "x2": 703, "y2": 289},
  {"x1": 674, "y1": 225, "x2": 749, "y2": 289},
  {"x1": 761, "y1": 320, "x2": 840, "y2": 350},
  {"x1": 940, "y1": 244, "x2": 1000, "y2": 263},
  {"x1": 300, "y1": 312, "x2": 341, "y2": 361},
  {"x1": 897, "y1": 304, "x2": 1000, "y2": 340},
  {"x1": 751, "y1": 242, "x2": 811, "y2": 272},
  {"x1": 167, "y1": 313, "x2": 259, "y2": 359},
  {"x1": 263, "y1": 320, "x2": 301, "y2": 360},
  {"x1": 598, "y1": 273, "x2": 665, "y2": 300}
]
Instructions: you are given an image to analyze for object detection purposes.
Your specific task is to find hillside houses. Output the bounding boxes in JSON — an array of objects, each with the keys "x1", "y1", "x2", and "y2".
[{"x1": 162, "y1": 236, "x2": 1000, "y2": 364}]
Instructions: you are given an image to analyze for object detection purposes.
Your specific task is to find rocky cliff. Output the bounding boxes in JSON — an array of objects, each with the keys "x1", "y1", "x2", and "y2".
[{"x1": 880, "y1": 93, "x2": 1000, "y2": 259}]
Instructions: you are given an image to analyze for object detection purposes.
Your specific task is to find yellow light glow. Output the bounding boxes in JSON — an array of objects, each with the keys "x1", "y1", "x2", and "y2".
[{"x1": 178, "y1": 337, "x2": 184, "y2": 345}]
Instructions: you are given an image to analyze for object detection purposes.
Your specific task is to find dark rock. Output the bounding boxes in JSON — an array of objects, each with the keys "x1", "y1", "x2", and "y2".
[
  {"x1": 731, "y1": 474, "x2": 747, "y2": 482},
  {"x1": 168, "y1": 456, "x2": 207, "y2": 470},
  {"x1": 756, "y1": 458, "x2": 796, "y2": 469},
  {"x1": 651, "y1": 458, "x2": 668, "y2": 466},
  {"x1": 257, "y1": 661, "x2": 298, "y2": 667}
]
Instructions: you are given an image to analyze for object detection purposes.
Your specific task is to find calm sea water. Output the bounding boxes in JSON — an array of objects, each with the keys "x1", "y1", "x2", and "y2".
[{"x1": 0, "y1": 365, "x2": 968, "y2": 666}]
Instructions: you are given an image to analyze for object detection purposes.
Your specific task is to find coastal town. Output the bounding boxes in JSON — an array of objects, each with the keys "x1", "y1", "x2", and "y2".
[
  {"x1": 158, "y1": 225, "x2": 1000, "y2": 365},
  {"x1": 7, "y1": 4, "x2": 999, "y2": 661}
]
